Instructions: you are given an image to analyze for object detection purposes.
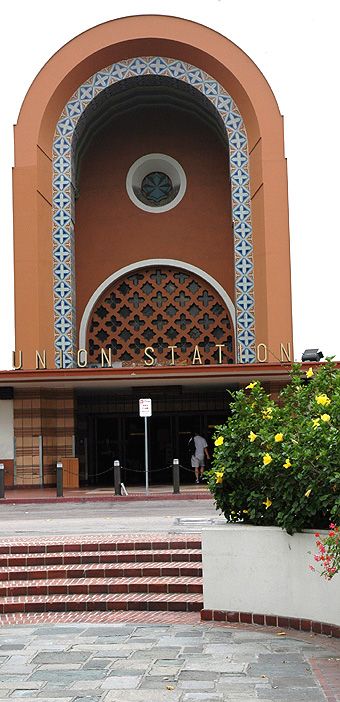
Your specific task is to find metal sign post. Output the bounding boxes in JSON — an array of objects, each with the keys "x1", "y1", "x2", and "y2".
[
  {"x1": 139, "y1": 398, "x2": 152, "y2": 496},
  {"x1": 144, "y1": 416, "x2": 149, "y2": 496}
]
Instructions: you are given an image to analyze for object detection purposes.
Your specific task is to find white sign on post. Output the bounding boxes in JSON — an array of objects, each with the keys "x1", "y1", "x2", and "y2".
[
  {"x1": 139, "y1": 398, "x2": 152, "y2": 417},
  {"x1": 139, "y1": 398, "x2": 152, "y2": 496}
]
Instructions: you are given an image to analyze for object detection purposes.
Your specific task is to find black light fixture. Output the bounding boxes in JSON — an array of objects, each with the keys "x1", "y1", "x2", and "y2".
[{"x1": 301, "y1": 349, "x2": 324, "y2": 362}]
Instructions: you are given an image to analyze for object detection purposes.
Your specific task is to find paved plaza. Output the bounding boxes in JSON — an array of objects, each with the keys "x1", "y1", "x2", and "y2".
[
  {"x1": 0, "y1": 499, "x2": 339, "y2": 700},
  {"x1": 0, "y1": 619, "x2": 339, "y2": 701}
]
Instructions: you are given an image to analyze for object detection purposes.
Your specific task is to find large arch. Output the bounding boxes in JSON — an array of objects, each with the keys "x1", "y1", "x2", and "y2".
[
  {"x1": 53, "y1": 56, "x2": 253, "y2": 367},
  {"x1": 13, "y1": 16, "x2": 293, "y2": 369}
]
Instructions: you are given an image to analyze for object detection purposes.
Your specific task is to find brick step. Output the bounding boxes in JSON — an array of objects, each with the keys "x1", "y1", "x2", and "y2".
[
  {"x1": 0, "y1": 537, "x2": 201, "y2": 555},
  {"x1": 0, "y1": 536, "x2": 203, "y2": 616},
  {"x1": 0, "y1": 575, "x2": 203, "y2": 597},
  {"x1": 0, "y1": 559, "x2": 202, "y2": 582},
  {"x1": 0, "y1": 591, "x2": 203, "y2": 614},
  {"x1": 0, "y1": 548, "x2": 202, "y2": 569}
]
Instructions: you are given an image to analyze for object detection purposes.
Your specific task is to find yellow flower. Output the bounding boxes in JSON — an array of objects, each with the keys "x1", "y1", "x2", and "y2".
[
  {"x1": 262, "y1": 407, "x2": 273, "y2": 418},
  {"x1": 242, "y1": 510, "x2": 248, "y2": 514},
  {"x1": 263, "y1": 453, "x2": 272, "y2": 465},
  {"x1": 263, "y1": 497, "x2": 272, "y2": 509},
  {"x1": 275, "y1": 433, "x2": 283, "y2": 442},
  {"x1": 214, "y1": 436, "x2": 224, "y2": 446},
  {"x1": 305, "y1": 489, "x2": 311, "y2": 498},
  {"x1": 306, "y1": 367, "x2": 314, "y2": 378},
  {"x1": 283, "y1": 458, "x2": 291, "y2": 468},
  {"x1": 246, "y1": 382, "x2": 257, "y2": 389},
  {"x1": 249, "y1": 431, "x2": 257, "y2": 442},
  {"x1": 316, "y1": 394, "x2": 331, "y2": 406},
  {"x1": 231, "y1": 510, "x2": 235, "y2": 514},
  {"x1": 312, "y1": 418, "x2": 320, "y2": 429},
  {"x1": 321, "y1": 414, "x2": 330, "y2": 422},
  {"x1": 215, "y1": 471, "x2": 224, "y2": 483}
]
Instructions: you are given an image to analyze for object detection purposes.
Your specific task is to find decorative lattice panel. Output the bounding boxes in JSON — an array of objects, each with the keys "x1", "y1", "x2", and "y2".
[{"x1": 87, "y1": 267, "x2": 234, "y2": 366}]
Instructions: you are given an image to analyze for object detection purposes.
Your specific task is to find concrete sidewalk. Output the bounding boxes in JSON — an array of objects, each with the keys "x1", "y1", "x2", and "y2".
[
  {"x1": 0, "y1": 498, "x2": 222, "y2": 538},
  {"x1": 0, "y1": 619, "x2": 339, "y2": 701},
  {"x1": 0, "y1": 483, "x2": 211, "y2": 504}
]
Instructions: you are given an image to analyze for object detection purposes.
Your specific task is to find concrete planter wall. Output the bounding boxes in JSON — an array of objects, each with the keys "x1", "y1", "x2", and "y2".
[{"x1": 202, "y1": 525, "x2": 339, "y2": 627}]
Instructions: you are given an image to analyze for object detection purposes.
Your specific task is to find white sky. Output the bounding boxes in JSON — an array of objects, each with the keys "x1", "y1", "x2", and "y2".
[{"x1": 0, "y1": 0, "x2": 338, "y2": 370}]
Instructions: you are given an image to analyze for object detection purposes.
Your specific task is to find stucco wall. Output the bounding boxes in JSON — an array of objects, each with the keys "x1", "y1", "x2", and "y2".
[
  {"x1": 75, "y1": 105, "x2": 233, "y2": 331},
  {"x1": 202, "y1": 525, "x2": 339, "y2": 626}
]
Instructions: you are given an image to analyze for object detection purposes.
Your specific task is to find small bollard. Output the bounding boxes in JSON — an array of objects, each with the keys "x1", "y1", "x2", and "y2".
[
  {"x1": 172, "y1": 458, "x2": 180, "y2": 494},
  {"x1": 0, "y1": 463, "x2": 4, "y2": 499},
  {"x1": 114, "y1": 460, "x2": 121, "y2": 496},
  {"x1": 56, "y1": 461, "x2": 63, "y2": 497}
]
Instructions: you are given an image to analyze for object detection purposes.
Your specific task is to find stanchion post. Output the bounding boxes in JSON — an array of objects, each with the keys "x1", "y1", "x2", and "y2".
[
  {"x1": 56, "y1": 461, "x2": 63, "y2": 497},
  {"x1": 172, "y1": 458, "x2": 180, "y2": 494},
  {"x1": 0, "y1": 463, "x2": 4, "y2": 499},
  {"x1": 114, "y1": 460, "x2": 121, "y2": 496}
]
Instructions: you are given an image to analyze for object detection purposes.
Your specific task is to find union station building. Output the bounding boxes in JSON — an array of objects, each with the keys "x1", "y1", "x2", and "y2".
[{"x1": 0, "y1": 15, "x2": 296, "y2": 489}]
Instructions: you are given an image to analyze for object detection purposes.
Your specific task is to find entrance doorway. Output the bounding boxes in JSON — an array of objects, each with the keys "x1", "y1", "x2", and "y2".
[
  {"x1": 76, "y1": 387, "x2": 232, "y2": 487},
  {"x1": 86, "y1": 412, "x2": 228, "y2": 487}
]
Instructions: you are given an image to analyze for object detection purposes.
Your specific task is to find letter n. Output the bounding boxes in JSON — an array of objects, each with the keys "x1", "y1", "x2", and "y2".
[
  {"x1": 101, "y1": 347, "x2": 112, "y2": 367},
  {"x1": 35, "y1": 350, "x2": 46, "y2": 369},
  {"x1": 280, "y1": 342, "x2": 291, "y2": 362}
]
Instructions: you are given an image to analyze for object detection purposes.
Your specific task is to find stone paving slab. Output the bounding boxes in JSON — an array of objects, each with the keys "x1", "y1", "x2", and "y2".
[{"x1": 0, "y1": 621, "x2": 338, "y2": 700}]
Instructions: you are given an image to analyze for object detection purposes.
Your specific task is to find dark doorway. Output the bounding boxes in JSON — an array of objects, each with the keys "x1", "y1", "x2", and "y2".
[
  {"x1": 86, "y1": 411, "x2": 227, "y2": 487},
  {"x1": 95, "y1": 417, "x2": 119, "y2": 485},
  {"x1": 76, "y1": 387, "x2": 232, "y2": 487}
]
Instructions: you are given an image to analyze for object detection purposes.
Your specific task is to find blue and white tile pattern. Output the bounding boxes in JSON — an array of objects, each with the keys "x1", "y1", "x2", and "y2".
[{"x1": 53, "y1": 56, "x2": 255, "y2": 366}]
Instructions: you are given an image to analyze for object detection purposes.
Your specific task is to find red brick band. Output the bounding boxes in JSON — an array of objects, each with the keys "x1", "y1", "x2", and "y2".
[{"x1": 201, "y1": 609, "x2": 340, "y2": 639}]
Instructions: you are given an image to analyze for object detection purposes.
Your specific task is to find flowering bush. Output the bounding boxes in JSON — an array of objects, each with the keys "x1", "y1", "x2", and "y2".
[
  {"x1": 207, "y1": 359, "x2": 340, "y2": 534},
  {"x1": 310, "y1": 525, "x2": 340, "y2": 579}
]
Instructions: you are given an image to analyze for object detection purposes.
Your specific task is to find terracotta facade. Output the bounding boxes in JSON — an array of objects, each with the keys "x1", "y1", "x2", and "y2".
[
  {"x1": 13, "y1": 15, "x2": 293, "y2": 370},
  {"x1": 5, "y1": 16, "x2": 295, "y2": 486}
]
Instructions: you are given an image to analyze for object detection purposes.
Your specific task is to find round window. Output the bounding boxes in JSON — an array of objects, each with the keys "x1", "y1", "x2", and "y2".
[
  {"x1": 126, "y1": 154, "x2": 186, "y2": 213},
  {"x1": 141, "y1": 172, "x2": 173, "y2": 203}
]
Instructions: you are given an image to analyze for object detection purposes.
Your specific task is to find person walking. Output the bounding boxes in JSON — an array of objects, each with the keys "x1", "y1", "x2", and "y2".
[{"x1": 189, "y1": 430, "x2": 210, "y2": 483}]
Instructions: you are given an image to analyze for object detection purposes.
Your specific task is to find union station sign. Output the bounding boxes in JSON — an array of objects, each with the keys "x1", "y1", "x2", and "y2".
[{"x1": 11, "y1": 342, "x2": 292, "y2": 370}]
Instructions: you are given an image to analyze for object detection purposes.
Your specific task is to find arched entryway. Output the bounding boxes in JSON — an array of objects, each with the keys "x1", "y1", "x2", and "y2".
[{"x1": 53, "y1": 56, "x2": 255, "y2": 367}]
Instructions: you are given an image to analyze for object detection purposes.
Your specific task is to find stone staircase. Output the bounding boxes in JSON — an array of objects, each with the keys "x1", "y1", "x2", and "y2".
[{"x1": 0, "y1": 535, "x2": 203, "y2": 614}]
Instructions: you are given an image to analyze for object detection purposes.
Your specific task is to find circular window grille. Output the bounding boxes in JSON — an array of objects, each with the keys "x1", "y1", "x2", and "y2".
[
  {"x1": 87, "y1": 266, "x2": 234, "y2": 366},
  {"x1": 126, "y1": 154, "x2": 186, "y2": 213},
  {"x1": 141, "y1": 172, "x2": 173, "y2": 203}
]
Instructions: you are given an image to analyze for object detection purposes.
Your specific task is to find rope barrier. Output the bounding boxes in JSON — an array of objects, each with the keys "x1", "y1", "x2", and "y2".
[{"x1": 60, "y1": 462, "x2": 195, "y2": 476}]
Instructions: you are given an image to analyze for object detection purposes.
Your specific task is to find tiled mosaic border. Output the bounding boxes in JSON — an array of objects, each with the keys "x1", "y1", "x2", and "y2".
[{"x1": 53, "y1": 56, "x2": 255, "y2": 367}]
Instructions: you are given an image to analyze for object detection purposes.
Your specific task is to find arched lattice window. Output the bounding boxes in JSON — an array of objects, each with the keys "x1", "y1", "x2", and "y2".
[{"x1": 87, "y1": 267, "x2": 234, "y2": 365}]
